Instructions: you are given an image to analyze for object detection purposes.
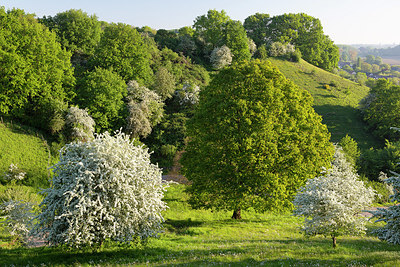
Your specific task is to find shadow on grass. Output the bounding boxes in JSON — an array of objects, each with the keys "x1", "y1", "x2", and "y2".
[
  {"x1": 164, "y1": 218, "x2": 203, "y2": 235},
  {"x1": 313, "y1": 104, "x2": 382, "y2": 149},
  {"x1": 2, "y1": 236, "x2": 399, "y2": 266}
]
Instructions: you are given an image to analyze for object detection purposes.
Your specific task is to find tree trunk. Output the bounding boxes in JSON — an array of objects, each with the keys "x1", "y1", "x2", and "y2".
[
  {"x1": 232, "y1": 208, "x2": 241, "y2": 219},
  {"x1": 332, "y1": 235, "x2": 337, "y2": 248}
]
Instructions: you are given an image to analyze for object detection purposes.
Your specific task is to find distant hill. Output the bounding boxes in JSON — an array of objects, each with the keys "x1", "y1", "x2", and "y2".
[
  {"x1": 269, "y1": 58, "x2": 381, "y2": 150},
  {"x1": 0, "y1": 121, "x2": 55, "y2": 188}
]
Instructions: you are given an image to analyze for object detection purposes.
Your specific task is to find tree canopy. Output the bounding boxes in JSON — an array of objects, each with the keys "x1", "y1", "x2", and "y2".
[
  {"x1": 76, "y1": 68, "x2": 127, "y2": 132},
  {"x1": 244, "y1": 13, "x2": 339, "y2": 71},
  {"x1": 90, "y1": 23, "x2": 153, "y2": 85},
  {"x1": 362, "y1": 79, "x2": 400, "y2": 140},
  {"x1": 40, "y1": 9, "x2": 102, "y2": 56},
  {"x1": 181, "y1": 60, "x2": 333, "y2": 219},
  {"x1": 0, "y1": 7, "x2": 75, "y2": 131}
]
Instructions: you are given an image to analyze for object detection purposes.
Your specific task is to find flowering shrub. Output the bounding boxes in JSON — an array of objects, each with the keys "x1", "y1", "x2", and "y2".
[
  {"x1": 65, "y1": 106, "x2": 95, "y2": 142},
  {"x1": 293, "y1": 147, "x2": 375, "y2": 247},
  {"x1": 2, "y1": 163, "x2": 26, "y2": 184},
  {"x1": 126, "y1": 80, "x2": 164, "y2": 138},
  {"x1": 210, "y1": 45, "x2": 232, "y2": 70},
  {"x1": 369, "y1": 170, "x2": 400, "y2": 244},
  {"x1": 32, "y1": 131, "x2": 167, "y2": 248},
  {"x1": 175, "y1": 83, "x2": 200, "y2": 106},
  {"x1": 1, "y1": 200, "x2": 36, "y2": 245}
]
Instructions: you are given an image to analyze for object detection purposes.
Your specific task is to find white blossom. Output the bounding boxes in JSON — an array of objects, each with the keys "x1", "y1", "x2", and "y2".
[
  {"x1": 369, "y1": 170, "x2": 400, "y2": 244},
  {"x1": 293, "y1": 147, "x2": 375, "y2": 245},
  {"x1": 65, "y1": 106, "x2": 95, "y2": 142},
  {"x1": 175, "y1": 83, "x2": 200, "y2": 106},
  {"x1": 210, "y1": 45, "x2": 232, "y2": 70},
  {"x1": 31, "y1": 131, "x2": 167, "y2": 248},
  {"x1": 1, "y1": 200, "x2": 35, "y2": 244},
  {"x1": 3, "y1": 163, "x2": 26, "y2": 182}
]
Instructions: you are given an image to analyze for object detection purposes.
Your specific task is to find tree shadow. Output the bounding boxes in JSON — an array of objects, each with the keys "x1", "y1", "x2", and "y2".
[{"x1": 313, "y1": 104, "x2": 382, "y2": 150}]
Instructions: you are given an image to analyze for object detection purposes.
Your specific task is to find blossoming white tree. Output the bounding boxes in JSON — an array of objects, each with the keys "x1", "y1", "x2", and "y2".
[
  {"x1": 293, "y1": 147, "x2": 375, "y2": 248},
  {"x1": 32, "y1": 131, "x2": 167, "y2": 248},
  {"x1": 369, "y1": 170, "x2": 400, "y2": 244},
  {"x1": 210, "y1": 45, "x2": 232, "y2": 70}
]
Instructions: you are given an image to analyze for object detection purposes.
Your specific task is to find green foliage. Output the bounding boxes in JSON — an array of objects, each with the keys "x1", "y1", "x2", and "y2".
[
  {"x1": 193, "y1": 9, "x2": 230, "y2": 48},
  {"x1": 152, "y1": 67, "x2": 176, "y2": 100},
  {"x1": 90, "y1": 23, "x2": 153, "y2": 84},
  {"x1": 243, "y1": 13, "x2": 271, "y2": 46},
  {"x1": 194, "y1": 10, "x2": 250, "y2": 65},
  {"x1": 144, "y1": 113, "x2": 187, "y2": 169},
  {"x1": 182, "y1": 60, "x2": 333, "y2": 216},
  {"x1": 358, "y1": 140, "x2": 400, "y2": 181},
  {"x1": 76, "y1": 68, "x2": 127, "y2": 132},
  {"x1": 363, "y1": 79, "x2": 400, "y2": 140},
  {"x1": 224, "y1": 20, "x2": 251, "y2": 62},
  {"x1": 338, "y1": 134, "x2": 360, "y2": 167},
  {"x1": 0, "y1": 8, "x2": 75, "y2": 131},
  {"x1": 244, "y1": 12, "x2": 339, "y2": 71},
  {"x1": 40, "y1": 9, "x2": 101, "y2": 56}
]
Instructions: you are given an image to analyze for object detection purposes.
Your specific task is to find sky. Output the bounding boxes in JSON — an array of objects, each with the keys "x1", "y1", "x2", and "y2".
[{"x1": 2, "y1": 0, "x2": 400, "y2": 45}]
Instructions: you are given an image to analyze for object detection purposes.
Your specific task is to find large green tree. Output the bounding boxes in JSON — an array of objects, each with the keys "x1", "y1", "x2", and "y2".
[
  {"x1": 243, "y1": 13, "x2": 271, "y2": 47},
  {"x1": 193, "y1": 10, "x2": 250, "y2": 63},
  {"x1": 363, "y1": 79, "x2": 400, "y2": 140},
  {"x1": 40, "y1": 9, "x2": 101, "y2": 56},
  {"x1": 90, "y1": 23, "x2": 153, "y2": 85},
  {"x1": 0, "y1": 7, "x2": 75, "y2": 130},
  {"x1": 244, "y1": 13, "x2": 339, "y2": 71},
  {"x1": 76, "y1": 68, "x2": 127, "y2": 132},
  {"x1": 181, "y1": 60, "x2": 333, "y2": 219}
]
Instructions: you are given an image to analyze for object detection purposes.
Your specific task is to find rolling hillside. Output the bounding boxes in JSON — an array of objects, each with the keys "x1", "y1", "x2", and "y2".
[{"x1": 269, "y1": 58, "x2": 381, "y2": 150}]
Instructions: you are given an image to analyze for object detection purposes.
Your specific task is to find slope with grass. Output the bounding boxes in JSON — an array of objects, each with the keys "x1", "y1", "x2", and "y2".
[
  {"x1": 269, "y1": 58, "x2": 380, "y2": 150},
  {"x1": 0, "y1": 121, "x2": 53, "y2": 189},
  {"x1": 2, "y1": 184, "x2": 400, "y2": 266}
]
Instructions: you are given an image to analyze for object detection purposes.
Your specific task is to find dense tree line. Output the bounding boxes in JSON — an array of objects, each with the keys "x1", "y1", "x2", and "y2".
[{"x1": 0, "y1": 7, "x2": 340, "y2": 170}]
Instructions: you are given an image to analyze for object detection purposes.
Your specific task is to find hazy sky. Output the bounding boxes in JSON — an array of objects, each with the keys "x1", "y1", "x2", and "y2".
[{"x1": 2, "y1": 0, "x2": 400, "y2": 45}]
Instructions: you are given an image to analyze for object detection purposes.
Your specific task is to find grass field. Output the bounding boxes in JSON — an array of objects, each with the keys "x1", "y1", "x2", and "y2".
[
  {"x1": 269, "y1": 58, "x2": 381, "y2": 150},
  {"x1": 1, "y1": 184, "x2": 399, "y2": 266}
]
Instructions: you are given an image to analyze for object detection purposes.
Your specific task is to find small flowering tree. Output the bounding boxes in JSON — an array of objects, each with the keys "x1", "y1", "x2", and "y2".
[
  {"x1": 32, "y1": 131, "x2": 167, "y2": 248},
  {"x1": 175, "y1": 83, "x2": 200, "y2": 106},
  {"x1": 126, "y1": 80, "x2": 164, "y2": 138},
  {"x1": 369, "y1": 170, "x2": 400, "y2": 244},
  {"x1": 2, "y1": 163, "x2": 26, "y2": 184},
  {"x1": 210, "y1": 45, "x2": 232, "y2": 70},
  {"x1": 0, "y1": 200, "x2": 36, "y2": 245},
  {"x1": 65, "y1": 106, "x2": 95, "y2": 142},
  {"x1": 293, "y1": 147, "x2": 375, "y2": 248}
]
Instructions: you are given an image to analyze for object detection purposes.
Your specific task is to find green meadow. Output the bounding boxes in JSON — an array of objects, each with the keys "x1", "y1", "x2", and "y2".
[{"x1": 1, "y1": 184, "x2": 399, "y2": 266}]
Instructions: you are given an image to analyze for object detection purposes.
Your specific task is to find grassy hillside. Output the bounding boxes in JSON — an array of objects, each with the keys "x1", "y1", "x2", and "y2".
[
  {"x1": 0, "y1": 121, "x2": 54, "y2": 188},
  {"x1": 269, "y1": 58, "x2": 381, "y2": 150}
]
